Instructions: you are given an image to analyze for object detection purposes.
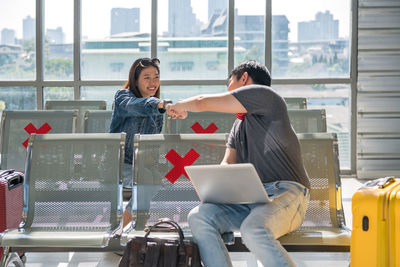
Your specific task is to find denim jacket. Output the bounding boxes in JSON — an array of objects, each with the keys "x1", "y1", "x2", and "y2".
[{"x1": 110, "y1": 89, "x2": 165, "y2": 164}]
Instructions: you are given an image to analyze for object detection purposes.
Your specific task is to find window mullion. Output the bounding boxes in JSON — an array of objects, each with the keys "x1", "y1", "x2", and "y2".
[
  {"x1": 36, "y1": 0, "x2": 44, "y2": 109},
  {"x1": 228, "y1": 0, "x2": 234, "y2": 75},
  {"x1": 265, "y1": 0, "x2": 272, "y2": 71},
  {"x1": 73, "y1": 0, "x2": 81, "y2": 100},
  {"x1": 151, "y1": 0, "x2": 157, "y2": 58}
]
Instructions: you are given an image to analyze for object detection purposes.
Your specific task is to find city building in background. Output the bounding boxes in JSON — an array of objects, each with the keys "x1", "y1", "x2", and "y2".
[
  {"x1": 1, "y1": 28, "x2": 16, "y2": 45},
  {"x1": 23, "y1": 15, "x2": 35, "y2": 41},
  {"x1": 46, "y1": 27, "x2": 65, "y2": 44},
  {"x1": 168, "y1": 0, "x2": 201, "y2": 37},
  {"x1": 271, "y1": 15, "x2": 290, "y2": 74},
  {"x1": 110, "y1": 8, "x2": 140, "y2": 36},
  {"x1": 298, "y1": 11, "x2": 339, "y2": 41},
  {"x1": 208, "y1": 0, "x2": 225, "y2": 19},
  {"x1": 0, "y1": 1, "x2": 352, "y2": 168}
]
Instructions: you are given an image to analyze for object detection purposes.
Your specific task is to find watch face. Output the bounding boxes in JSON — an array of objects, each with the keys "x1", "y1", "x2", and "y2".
[{"x1": 163, "y1": 100, "x2": 172, "y2": 109}]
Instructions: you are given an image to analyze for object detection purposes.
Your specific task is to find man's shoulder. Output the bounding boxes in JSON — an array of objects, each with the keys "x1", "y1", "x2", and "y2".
[{"x1": 234, "y1": 84, "x2": 276, "y2": 95}]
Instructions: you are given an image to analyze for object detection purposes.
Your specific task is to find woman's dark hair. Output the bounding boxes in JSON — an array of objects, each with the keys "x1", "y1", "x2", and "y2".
[
  {"x1": 229, "y1": 60, "x2": 271, "y2": 86},
  {"x1": 123, "y1": 57, "x2": 161, "y2": 98}
]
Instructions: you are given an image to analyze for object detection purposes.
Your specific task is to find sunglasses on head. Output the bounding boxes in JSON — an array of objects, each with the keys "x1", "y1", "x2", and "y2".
[{"x1": 138, "y1": 58, "x2": 160, "y2": 68}]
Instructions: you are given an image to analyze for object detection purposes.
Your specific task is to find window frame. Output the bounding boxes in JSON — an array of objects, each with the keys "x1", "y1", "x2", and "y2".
[{"x1": 0, "y1": 0, "x2": 358, "y2": 174}]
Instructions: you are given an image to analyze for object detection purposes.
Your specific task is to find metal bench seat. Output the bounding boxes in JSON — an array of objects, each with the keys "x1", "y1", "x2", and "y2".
[
  {"x1": 45, "y1": 100, "x2": 106, "y2": 133},
  {"x1": 122, "y1": 133, "x2": 350, "y2": 252},
  {"x1": 0, "y1": 110, "x2": 77, "y2": 172},
  {"x1": 0, "y1": 133, "x2": 126, "y2": 266},
  {"x1": 164, "y1": 109, "x2": 326, "y2": 134}
]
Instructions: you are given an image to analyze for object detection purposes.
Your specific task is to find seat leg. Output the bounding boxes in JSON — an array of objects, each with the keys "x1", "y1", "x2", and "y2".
[{"x1": 1, "y1": 248, "x2": 24, "y2": 267}]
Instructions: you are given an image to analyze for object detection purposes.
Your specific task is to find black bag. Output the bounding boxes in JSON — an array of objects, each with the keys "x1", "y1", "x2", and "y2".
[{"x1": 119, "y1": 219, "x2": 202, "y2": 267}]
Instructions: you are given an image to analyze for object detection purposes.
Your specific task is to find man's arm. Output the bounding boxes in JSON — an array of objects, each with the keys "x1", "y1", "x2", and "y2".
[
  {"x1": 221, "y1": 147, "x2": 237, "y2": 165},
  {"x1": 166, "y1": 92, "x2": 247, "y2": 119}
]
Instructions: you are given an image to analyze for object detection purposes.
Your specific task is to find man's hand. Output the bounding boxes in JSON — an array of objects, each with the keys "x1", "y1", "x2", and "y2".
[{"x1": 166, "y1": 102, "x2": 188, "y2": 119}]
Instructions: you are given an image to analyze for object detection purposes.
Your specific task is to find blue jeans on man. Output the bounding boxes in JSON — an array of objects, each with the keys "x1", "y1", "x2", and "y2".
[{"x1": 188, "y1": 181, "x2": 309, "y2": 267}]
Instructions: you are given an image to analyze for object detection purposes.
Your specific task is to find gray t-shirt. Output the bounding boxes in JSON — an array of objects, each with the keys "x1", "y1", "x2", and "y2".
[{"x1": 228, "y1": 84, "x2": 310, "y2": 189}]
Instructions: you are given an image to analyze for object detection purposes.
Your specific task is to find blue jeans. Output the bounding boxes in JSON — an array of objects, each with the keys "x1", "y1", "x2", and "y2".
[
  {"x1": 123, "y1": 163, "x2": 136, "y2": 211},
  {"x1": 188, "y1": 181, "x2": 309, "y2": 267}
]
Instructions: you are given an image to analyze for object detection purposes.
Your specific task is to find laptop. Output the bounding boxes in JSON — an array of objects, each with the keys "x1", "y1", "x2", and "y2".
[{"x1": 184, "y1": 163, "x2": 271, "y2": 204}]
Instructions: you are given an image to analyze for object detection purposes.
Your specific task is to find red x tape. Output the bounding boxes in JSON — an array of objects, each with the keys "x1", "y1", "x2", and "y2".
[
  {"x1": 22, "y1": 122, "x2": 52, "y2": 148},
  {"x1": 165, "y1": 148, "x2": 200, "y2": 184},
  {"x1": 191, "y1": 122, "x2": 218, "y2": 134}
]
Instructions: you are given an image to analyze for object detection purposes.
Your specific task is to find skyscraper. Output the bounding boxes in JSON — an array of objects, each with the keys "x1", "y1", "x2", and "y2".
[
  {"x1": 208, "y1": 0, "x2": 226, "y2": 19},
  {"x1": 110, "y1": 8, "x2": 140, "y2": 36},
  {"x1": 168, "y1": 0, "x2": 200, "y2": 37},
  {"x1": 1, "y1": 28, "x2": 16, "y2": 45},
  {"x1": 23, "y1": 15, "x2": 35, "y2": 41},
  {"x1": 46, "y1": 27, "x2": 65, "y2": 44},
  {"x1": 272, "y1": 15, "x2": 290, "y2": 73},
  {"x1": 298, "y1": 11, "x2": 339, "y2": 42}
]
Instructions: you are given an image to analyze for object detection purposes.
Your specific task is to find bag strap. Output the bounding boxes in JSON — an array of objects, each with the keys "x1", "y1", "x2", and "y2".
[
  {"x1": 143, "y1": 219, "x2": 187, "y2": 262},
  {"x1": 145, "y1": 220, "x2": 185, "y2": 245}
]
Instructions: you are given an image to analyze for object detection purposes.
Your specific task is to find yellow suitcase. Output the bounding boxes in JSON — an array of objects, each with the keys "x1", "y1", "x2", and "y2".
[{"x1": 351, "y1": 177, "x2": 400, "y2": 267}]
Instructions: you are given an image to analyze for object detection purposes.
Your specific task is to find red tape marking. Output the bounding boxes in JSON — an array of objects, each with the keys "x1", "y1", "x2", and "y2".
[
  {"x1": 22, "y1": 122, "x2": 52, "y2": 148},
  {"x1": 164, "y1": 148, "x2": 200, "y2": 183},
  {"x1": 191, "y1": 122, "x2": 218, "y2": 134}
]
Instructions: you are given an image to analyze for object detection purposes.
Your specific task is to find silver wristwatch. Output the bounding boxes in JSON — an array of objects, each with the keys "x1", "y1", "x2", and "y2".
[{"x1": 162, "y1": 99, "x2": 172, "y2": 109}]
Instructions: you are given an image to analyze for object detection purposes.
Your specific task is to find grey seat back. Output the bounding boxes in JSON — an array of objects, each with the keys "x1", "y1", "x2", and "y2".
[
  {"x1": 133, "y1": 133, "x2": 228, "y2": 230},
  {"x1": 288, "y1": 109, "x2": 327, "y2": 133},
  {"x1": 45, "y1": 100, "x2": 107, "y2": 133},
  {"x1": 297, "y1": 133, "x2": 345, "y2": 228},
  {"x1": 166, "y1": 109, "x2": 326, "y2": 135},
  {"x1": 23, "y1": 133, "x2": 125, "y2": 232},
  {"x1": 284, "y1": 97, "x2": 307, "y2": 109},
  {"x1": 165, "y1": 112, "x2": 236, "y2": 134},
  {"x1": 133, "y1": 133, "x2": 345, "y2": 232},
  {"x1": 0, "y1": 110, "x2": 77, "y2": 172},
  {"x1": 84, "y1": 110, "x2": 113, "y2": 133}
]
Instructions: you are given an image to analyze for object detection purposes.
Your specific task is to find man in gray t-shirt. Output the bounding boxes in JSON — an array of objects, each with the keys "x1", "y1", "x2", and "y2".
[
  {"x1": 228, "y1": 85, "x2": 310, "y2": 189},
  {"x1": 167, "y1": 60, "x2": 310, "y2": 267}
]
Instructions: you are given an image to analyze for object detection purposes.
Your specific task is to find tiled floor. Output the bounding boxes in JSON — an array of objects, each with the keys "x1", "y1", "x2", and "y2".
[{"x1": 11, "y1": 178, "x2": 365, "y2": 267}]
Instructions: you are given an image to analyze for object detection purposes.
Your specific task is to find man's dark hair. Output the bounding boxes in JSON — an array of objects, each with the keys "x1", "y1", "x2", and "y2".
[{"x1": 229, "y1": 60, "x2": 271, "y2": 86}]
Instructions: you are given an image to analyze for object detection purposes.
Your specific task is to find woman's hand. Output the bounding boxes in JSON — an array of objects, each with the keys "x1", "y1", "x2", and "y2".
[{"x1": 157, "y1": 100, "x2": 164, "y2": 109}]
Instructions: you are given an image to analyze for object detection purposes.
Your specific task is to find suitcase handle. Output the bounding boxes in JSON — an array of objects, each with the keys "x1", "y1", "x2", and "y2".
[
  {"x1": 365, "y1": 176, "x2": 396, "y2": 188},
  {"x1": 0, "y1": 169, "x2": 15, "y2": 178},
  {"x1": 7, "y1": 173, "x2": 24, "y2": 190},
  {"x1": 378, "y1": 176, "x2": 396, "y2": 188}
]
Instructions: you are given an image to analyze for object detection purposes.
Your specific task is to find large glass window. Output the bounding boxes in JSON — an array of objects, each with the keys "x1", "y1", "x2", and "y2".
[
  {"x1": 274, "y1": 83, "x2": 350, "y2": 168},
  {"x1": 44, "y1": 0, "x2": 73, "y2": 80},
  {"x1": 0, "y1": 0, "x2": 36, "y2": 80},
  {"x1": 162, "y1": 85, "x2": 227, "y2": 103},
  {"x1": 234, "y1": 0, "x2": 266, "y2": 66},
  {"x1": 81, "y1": 86, "x2": 116, "y2": 110},
  {"x1": 81, "y1": 0, "x2": 151, "y2": 80},
  {"x1": 43, "y1": 87, "x2": 74, "y2": 106},
  {"x1": 0, "y1": 87, "x2": 36, "y2": 110},
  {"x1": 0, "y1": 0, "x2": 355, "y2": 172},
  {"x1": 158, "y1": 0, "x2": 228, "y2": 80},
  {"x1": 272, "y1": 0, "x2": 350, "y2": 78}
]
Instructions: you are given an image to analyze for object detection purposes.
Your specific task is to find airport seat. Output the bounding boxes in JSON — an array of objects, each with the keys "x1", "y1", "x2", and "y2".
[
  {"x1": 0, "y1": 133, "x2": 126, "y2": 266},
  {"x1": 284, "y1": 97, "x2": 307, "y2": 109},
  {"x1": 122, "y1": 133, "x2": 350, "y2": 252},
  {"x1": 165, "y1": 112, "x2": 236, "y2": 134},
  {"x1": 0, "y1": 110, "x2": 77, "y2": 172},
  {"x1": 165, "y1": 109, "x2": 326, "y2": 134},
  {"x1": 288, "y1": 109, "x2": 327, "y2": 133},
  {"x1": 84, "y1": 110, "x2": 113, "y2": 133},
  {"x1": 45, "y1": 100, "x2": 107, "y2": 133}
]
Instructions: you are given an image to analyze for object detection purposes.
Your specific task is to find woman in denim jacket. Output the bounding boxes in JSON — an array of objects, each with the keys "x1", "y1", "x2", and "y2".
[{"x1": 110, "y1": 57, "x2": 167, "y2": 226}]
